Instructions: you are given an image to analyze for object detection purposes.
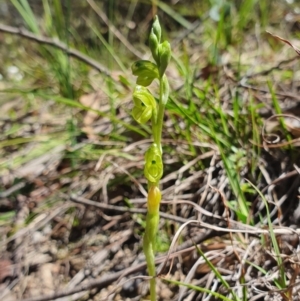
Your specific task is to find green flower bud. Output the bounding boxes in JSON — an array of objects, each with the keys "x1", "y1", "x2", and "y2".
[
  {"x1": 149, "y1": 29, "x2": 159, "y2": 63},
  {"x1": 144, "y1": 143, "x2": 163, "y2": 183},
  {"x1": 158, "y1": 41, "x2": 171, "y2": 77},
  {"x1": 132, "y1": 85, "x2": 156, "y2": 124},
  {"x1": 131, "y1": 60, "x2": 159, "y2": 86},
  {"x1": 152, "y1": 15, "x2": 161, "y2": 43},
  {"x1": 147, "y1": 185, "x2": 161, "y2": 214}
]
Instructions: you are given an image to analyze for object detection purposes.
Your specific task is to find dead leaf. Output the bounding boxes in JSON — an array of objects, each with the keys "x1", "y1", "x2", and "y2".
[
  {"x1": 0, "y1": 259, "x2": 14, "y2": 283},
  {"x1": 79, "y1": 91, "x2": 109, "y2": 140},
  {"x1": 285, "y1": 116, "x2": 300, "y2": 138},
  {"x1": 79, "y1": 91, "x2": 108, "y2": 126},
  {"x1": 267, "y1": 31, "x2": 300, "y2": 55}
]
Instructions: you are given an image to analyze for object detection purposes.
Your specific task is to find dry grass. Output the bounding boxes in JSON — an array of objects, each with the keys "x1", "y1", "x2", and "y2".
[{"x1": 1, "y1": 1, "x2": 300, "y2": 301}]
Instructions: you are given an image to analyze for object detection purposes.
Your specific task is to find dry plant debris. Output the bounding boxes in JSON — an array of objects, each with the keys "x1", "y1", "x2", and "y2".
[{"x1": 1, "y1": 1, "x2": 300, "y2": 301}]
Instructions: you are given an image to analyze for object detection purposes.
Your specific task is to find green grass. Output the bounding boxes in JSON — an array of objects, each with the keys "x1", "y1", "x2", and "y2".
[
  {"x1": 249, "y1": 180, "x2": 287, "y2": 289},
  {"x1": 195, "y1": 245, "x2": 242, "y2": 301}
]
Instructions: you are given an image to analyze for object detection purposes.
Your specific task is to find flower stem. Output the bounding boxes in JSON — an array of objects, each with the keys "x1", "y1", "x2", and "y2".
[
  {"x1": 143, "y1": 206, "x2": 160, "y2": 301},
  {"x1": 131, "y1": 16, "x2": 171, "y2": 301},
  {"x1": 150, "y1": 278, "x2": 157, "y2": 301},
  {"x1": 145, "y1": 75, "x2": 169, "y2": 300},
  {"x1": 153, "y1": 76, "x2": 168, "y2": 154}
]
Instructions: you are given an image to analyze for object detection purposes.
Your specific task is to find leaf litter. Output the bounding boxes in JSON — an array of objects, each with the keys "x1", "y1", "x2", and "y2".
[{"x1": 2, "y1": 2, "x2": 300, "y2": 301}]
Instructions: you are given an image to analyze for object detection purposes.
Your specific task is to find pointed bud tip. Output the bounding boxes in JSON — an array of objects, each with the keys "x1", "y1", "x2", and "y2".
[{"x1": 152, "y1": 15, "x2": 161, "y2": 43}]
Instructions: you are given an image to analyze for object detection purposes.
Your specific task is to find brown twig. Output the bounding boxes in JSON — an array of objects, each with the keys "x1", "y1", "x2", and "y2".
[
  {"x1": 69, "y1": 194, "x2": 192, "y2": 225},
  {"x1": 239, "y1": 81, "x2": 300, "y2": 102},
  {"x1": 0, "y1": 23, "x2": 111, "y2": 77},
  {"x1": 241, "y1": 55, "x2": 300, "y2": 79}
]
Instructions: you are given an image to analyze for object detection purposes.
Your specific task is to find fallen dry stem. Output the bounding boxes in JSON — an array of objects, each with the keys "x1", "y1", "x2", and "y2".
[{"x1": 0, "y1": 23, "x2": 111, "y2": 77}]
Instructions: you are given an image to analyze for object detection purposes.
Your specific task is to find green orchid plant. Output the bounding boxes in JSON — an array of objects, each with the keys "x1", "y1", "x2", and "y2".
[{"x1": 131, "y1": 16, "x2": 171, "y2": 301}]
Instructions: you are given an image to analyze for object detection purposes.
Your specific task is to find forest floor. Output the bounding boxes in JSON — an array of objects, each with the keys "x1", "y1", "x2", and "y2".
[{"x1": 2, "y1": 1, "x2": 300, "y2": 301}]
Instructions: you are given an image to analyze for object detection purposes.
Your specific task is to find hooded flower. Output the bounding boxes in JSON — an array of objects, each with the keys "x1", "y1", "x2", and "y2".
[
  {"x1": 131, "y1": 60, "x2": 159, "y2": 86},
  {"x1": 144, "y1": 143, "x2": 163, "y2": 183},
  {"x1": 132, "y1": 85, "x2": 156, "y2": 124}
]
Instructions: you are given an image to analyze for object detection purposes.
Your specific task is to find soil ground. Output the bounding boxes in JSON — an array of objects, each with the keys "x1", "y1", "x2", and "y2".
[{"x1": 2, "y1": 1, "x2": 300, "y2": 301}]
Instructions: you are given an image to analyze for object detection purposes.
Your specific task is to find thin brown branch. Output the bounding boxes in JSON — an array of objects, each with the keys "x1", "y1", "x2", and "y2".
[
  {"x1": 241, "y1": 55, "x2": 300, "y2": 79},
  {"x1": 0, "y1": 23, "x2": 111, "y2": 77},
  {"x1": 68, "y1": 194, "x2": 191, "y2": 225}
]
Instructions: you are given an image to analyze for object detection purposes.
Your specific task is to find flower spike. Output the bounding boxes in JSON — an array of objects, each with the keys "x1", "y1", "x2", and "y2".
[{"x1": 130, "y1": 15, "x2": 171, "y2": 301}]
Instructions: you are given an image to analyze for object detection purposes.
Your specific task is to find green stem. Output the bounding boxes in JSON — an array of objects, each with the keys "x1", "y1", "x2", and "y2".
[
  {"x1": 131, "y1": 16, "x2": 170, "y2": 301},
  {"x1": 143, "y1": 210, "x2": 160, "y2": 301},
  {"x1": 152, "y1": 76, "x2": 167, "y2": 154},
  {"x1": 150, "y1": 278, "x2": 157, "y2": 301},
  {"x1": 146, "y1": 75, "x2": 169, "y2": 301}
]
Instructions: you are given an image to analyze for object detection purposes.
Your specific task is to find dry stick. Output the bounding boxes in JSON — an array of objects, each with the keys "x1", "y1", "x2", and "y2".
[
  {"x1": 0, "y1": 23, "x2": 111, "y2": 77},
  {"x1": 0, "y1": 203, "x2": 73, "y2": 247},
  {"x1": 70, "y1": 194, "x2": 300, "y2": 235},
  {"x1": 239, "y1": 80, "x2": 300, "y2": 102},
  {"x1": 69, "y1": 194, "x2": 192, "y2": 225},
  {"x1": 242, "y1": 55, "x2": 300, "y2": 79},
  {"x1": 0, "y1": 182, "x2": 26, "y2": 198}
]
